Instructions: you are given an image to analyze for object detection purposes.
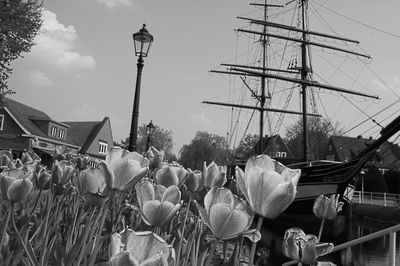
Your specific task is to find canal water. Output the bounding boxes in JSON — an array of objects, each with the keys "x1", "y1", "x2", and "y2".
[{"x1": 259, "y1": 215, "x2": 400, "y2": 265}]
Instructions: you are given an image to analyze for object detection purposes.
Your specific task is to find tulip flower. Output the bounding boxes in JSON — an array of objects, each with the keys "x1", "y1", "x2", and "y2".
[
  {"x1": 235, "y1": 154, "x2": 301, "y2": 219},
  {"x1": 53, "y1": 145, "x2": 74, "y2": 161},
  {"x1": 0, "y1": 150, "x2": 13, "y2": 169},
  {"x1": 185, "y1": 169, "x2": 202, "y2": 193},
  {"x1": 101, "y1": 147, "x2": 149, "y2": 193},
  {"x1": 75, "y1": 154, "x2": 90, "y2": 170},
  {"x1": 155, "y1": 165, "x2": 187, "y2": 188},
  {"x1": 35, "y1": 166, "x2": 51, "y2": 190},
  {"x1": 313, "y1": 194, "x2": 344, "y2": 240},
  {"x1": 20, "y1": 150, "x2": 41, "y2": 165},
  {"x1": 282, "y1": 228, "x2": 334, "y2": 265},
  {"x1": 0, "y1": 170, "x2": 33, "y2": 203},
  {"x1": 108, "y1": 229, "x2": 174, "y2": 266},
  {"x1": 196, "y1": 187, "x2": 259, "y2": 241},
  {"x1": 202, "y1": 161, "x2": 227, "y2": 189},
  {"x1": 136, "y1": 179, "x2": 181, "y2": 227},
  {"x1": 77, "y1": 167, "x2": 109, "y2": 206},
  {"x1": 146, "y1": 146, "x2": 164, "y2": 170},
  {"x1": 313, "y1": 194, "x2": 344, "y2": 220},
  {"x1": 51, "y1": 160, "x2": 75, "y2": 186}
]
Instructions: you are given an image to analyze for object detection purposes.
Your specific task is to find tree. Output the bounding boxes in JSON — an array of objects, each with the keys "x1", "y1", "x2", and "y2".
[
  {"x1": 122, "y1": 123, "x2": 176, "y2": 161},
  {"x1": 285, "y1": 117, "x2": 344, "y2": 160},
  {"x1": 178, "y1": 131, "x2": 232, "y2": 171},
  {"x1": 0, "y1": 0, "x2": 43, "y2": 95},
  {"x1": 234, "y1": 134, "x2": 258, "y2": 160}
]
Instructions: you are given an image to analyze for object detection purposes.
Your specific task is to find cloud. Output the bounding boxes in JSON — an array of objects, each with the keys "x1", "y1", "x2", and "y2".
[
  {"x1": 96, "y1": 0, "x2": 133, "y2": 9},
  {"x1": 28, "y1": 70, "x2": 53, "y2": 87},
  {"x1": 31, "y1": 9, "x2": 96, "y2": 70}
]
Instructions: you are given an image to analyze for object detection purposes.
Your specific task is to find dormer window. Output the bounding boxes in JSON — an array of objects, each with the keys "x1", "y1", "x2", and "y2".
[
  {"x1": 59, "y1": 129, "x2": 65, "y2": 139},
  {"x1": 99, "y1": 141, "x2": 108, "y2": 155},
  {"x1": 51, "y1": 126, "x2": 57, "y2": 137},
  {"x1": 0, "y1": 115, "x2": 4, "y2": 130}
]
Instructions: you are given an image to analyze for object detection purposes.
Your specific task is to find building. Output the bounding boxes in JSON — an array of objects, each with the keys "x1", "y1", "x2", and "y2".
[
  {"x1": 324, "y1": 135, "x2": 400, "y2": 174},
  {"x1": 0, "y1": 97, "x2": 113, "y2": 166},
  {"x1": 255, "y1": 134, "x2": 297, "y2": 164}
]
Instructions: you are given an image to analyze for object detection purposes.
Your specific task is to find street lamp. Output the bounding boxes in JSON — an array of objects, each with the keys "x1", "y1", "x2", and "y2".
[
  {"x1": 145, "y1": 120, "x2": 156, "y2": 151},
  {"x1": 128, "y1": 24, "x2": 154, "y2": 152}
]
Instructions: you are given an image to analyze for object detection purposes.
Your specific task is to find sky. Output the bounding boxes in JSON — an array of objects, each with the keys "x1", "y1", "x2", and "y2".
[{"x1": 9, "y1": 0, "x2": 400, "y2": 155}]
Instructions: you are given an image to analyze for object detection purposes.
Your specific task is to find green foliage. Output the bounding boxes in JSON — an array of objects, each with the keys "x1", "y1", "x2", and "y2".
[
  {"x1": 234, "y1": 134, "x2": 258, "y2": 160},
  {"x1": 178, "y1": 131, "x2": 232, "y2": 170},
  {"x1": 121, "y1": 123, "x2": 176, "y2": 161},
  {"x1": 285, "y1": 117, "x2": 344, "y2": 160},
  {"x1": 0, "y1": 0, "x2": 43, "y2": 94}
]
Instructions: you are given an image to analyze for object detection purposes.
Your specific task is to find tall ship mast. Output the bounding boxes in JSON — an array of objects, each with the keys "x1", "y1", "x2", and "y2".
[{"x1": 203, "y1": 0, "x2": 400, "y2": 214}]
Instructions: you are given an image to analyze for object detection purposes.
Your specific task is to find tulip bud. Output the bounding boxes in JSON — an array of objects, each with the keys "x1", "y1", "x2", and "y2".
[
  {"x1": 51, "y1": 160, "x2": 75, "y2": 185},
  {"x1": 313, "y1": 194, "x2": 344, "y2": 220},
  {"x1": 36, "y1": 167, "x2": 51, "y2": 190},
  {"x1": 0, "y1": 150, "x2": 12, "y2": 168},
  {"x1": 7, "y1": 178, "x2": 33, "y2": 203}
]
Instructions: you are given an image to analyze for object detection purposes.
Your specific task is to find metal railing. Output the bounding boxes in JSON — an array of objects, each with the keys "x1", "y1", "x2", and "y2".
[
  {"x1": 352, "y1": 190, "x2": 400, "y2": 207},
  {"x1": 282, "y1": 223, "x2": 400, "y2": 266}
]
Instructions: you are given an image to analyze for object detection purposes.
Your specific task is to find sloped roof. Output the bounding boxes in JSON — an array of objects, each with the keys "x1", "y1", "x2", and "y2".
[
  {"x1": 330, "y1": 135, "x2": 400, "y2": 169},
  {"x1": 1, "y1": 97, "x2": 76, "y2": 145},
  {"x1": 64, "y1": 117, "x2": 108, "y2": 152},
  {"x1": 330, "y1": 135, "x2": 371, "y2": 162}
]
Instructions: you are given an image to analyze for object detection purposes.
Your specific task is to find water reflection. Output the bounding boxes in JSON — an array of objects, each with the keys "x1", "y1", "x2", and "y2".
[{"x1": 260, "y1": 215, "x2": 400, "y2": 265}]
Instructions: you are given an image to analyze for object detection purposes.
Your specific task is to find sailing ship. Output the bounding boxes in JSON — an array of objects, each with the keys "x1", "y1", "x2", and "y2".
[{"x1": 203, "y1": 0, "x2": 400, "y2": 214}]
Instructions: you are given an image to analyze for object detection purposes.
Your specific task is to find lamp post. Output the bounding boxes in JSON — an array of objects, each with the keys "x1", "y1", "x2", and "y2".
[
  {"x1": 128, "y1": 24, "x2": 154, "y2": 152},
  {"x1": 145, "y1": 120, "x2": 156, "y2": 151}
]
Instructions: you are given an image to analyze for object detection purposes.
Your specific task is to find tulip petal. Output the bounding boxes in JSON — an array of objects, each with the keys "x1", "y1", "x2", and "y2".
[
  {"x1": 106, "y1": 146, "x2": 129, "y2": 165},
  {"x1": 156, "y1": 167, "x2": 179, "y2": 187},
  {"x1": 241, "y1": 229, "x2": 261, "y2": 243},
  {"x1": 110, "y1": 232, "x2": 123, "y2": 258},
  {"x1": 121, "y1": 230, "x2": 171, "y2": 264},
  {"x1": 142, "y1": 200, "x2": 178, "y2": 227},
  {"x1": 0, "y1": 175, "x2": 16, "y2": 201},
  {"x1": 209, "y1": 203, "x2": 249, "y2": 240},
  {"x1": 111, "y1": 159, "x2": 148, "y2": 192},
  {"x1": 161, "y1": 185, "x2": 181, "y2": 204},
  {"x1": 109, "y1": 251, "x2": 139, "y2": 266},
  {"x1": 204, "y1": 187, "x2": 234, "y2": 213},
  {"x1": 140, "y1": 254, "x2": 168, "y2": 266},
  {"x1": 98, "y1": 161, "x2": 115, "y2": 191},
  {"x1": 196, "y1": 201, "x2": 211, "y2": 229},
  {"x1": 124, "y1": 151, "x2": 150, "y2": 168},
  {"x1": 211, "y1": 172, "x2": 227, "y2": 188},
  {"x1": 136, "y1": 180, "x2": 155, "y2": 210},
  {"x1": 246, "y1": 155, "x2": 274, "y2": 174},
  {"x1": 7, "y1": 178, "x2": 33, "y2": 203},
  {"x1": 234, "y1": 167, "x2": 250, "y2": 203},
  {"x1": 119, "y1": 167, "x2": 148, "y2": 193},
  {"x1": 260, "y1": 181, "x2": 296, "y2": 218}
]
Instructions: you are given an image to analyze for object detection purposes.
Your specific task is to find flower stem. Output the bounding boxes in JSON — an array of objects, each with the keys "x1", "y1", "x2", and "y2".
[
  {"x1": 249, "y1": 216, "x2": 263, "y2": 266},
  {"x1": 317, "y1": 218, "x2": 325, "y2": 241},
  {"x1": 0, "y1": 205, "x2": 11, "y2": 255}
]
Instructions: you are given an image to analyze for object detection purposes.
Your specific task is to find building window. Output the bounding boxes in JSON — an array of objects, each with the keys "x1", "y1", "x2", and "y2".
[
  {"x1": 99, "y1": 141, "x2": 108, "y2": 155},
  {"x1": 51, "y1": 126, "x2": 57, "y2": 137},
  {"x1": 59, "y1": 129, "x2": 65, "y2": 139},
  {"x1": 281, "y1": 152, "x2": 287, "y2": 158},
  {"x1": 0, "y1": 115, "x2": 4, "y2": 130}
]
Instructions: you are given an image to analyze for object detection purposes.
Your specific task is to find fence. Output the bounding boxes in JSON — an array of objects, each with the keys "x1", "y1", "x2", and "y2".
[{"x1": 352, "y1": 190, "x2": 400, "y2": 207}]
